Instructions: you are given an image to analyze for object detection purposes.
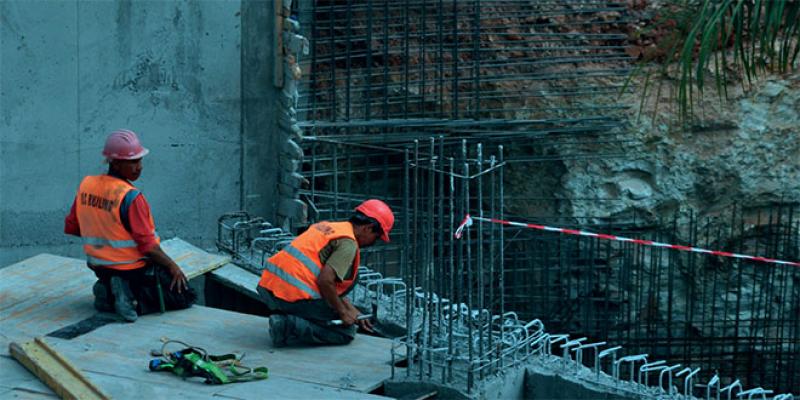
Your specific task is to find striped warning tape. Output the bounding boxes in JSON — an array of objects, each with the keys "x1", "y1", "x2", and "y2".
[{"x1": 454, "y1": 214, "x2": 800, "y2": 267}]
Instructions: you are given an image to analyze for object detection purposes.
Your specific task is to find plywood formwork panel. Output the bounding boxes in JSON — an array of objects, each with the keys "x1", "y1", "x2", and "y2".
[
  {"x1": 45, "y1": 305, "x2": 396, "y2": 395},
  {"x1": 0, "y1": 239, "x2": 229, "y2": 356},
  {"x1": 47, "y1": 306, "x2": 391, "y2": 399}
]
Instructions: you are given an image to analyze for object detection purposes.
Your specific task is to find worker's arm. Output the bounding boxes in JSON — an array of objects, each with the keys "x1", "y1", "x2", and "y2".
[
  {"x1": 342, "y1": 297, "x2": 374, "y2": 332},
  {"x1": 127, "y1": 193, "x2": 187, "y2": 293},
  {"x1": 318, "y1": 266, "x2": 374, "y2": 331},
  {"x1": 145, "y1": 245, "x2": 188, "y2": 293},
  {"x1": 64, "y1": 199, "x2": 81, "y2": 236},
  {"x1": 318, "y1": 265, "x2": 358, "y2": 324}
]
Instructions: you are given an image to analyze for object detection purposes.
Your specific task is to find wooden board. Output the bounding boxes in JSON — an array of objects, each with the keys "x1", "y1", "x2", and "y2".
[
  {"x1": 43, "y1": 306, "x2": 394, "y2": 398},
  {"x1": 0, "y1": 239, "x2": 229, "y2": 356},
  {"x1": 0, "y1": 254, "x2": 96, "y2": 356}
]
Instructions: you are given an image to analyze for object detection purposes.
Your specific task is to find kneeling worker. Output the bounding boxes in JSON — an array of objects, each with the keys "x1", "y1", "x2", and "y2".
[
  {"x1": 64, "y1": 129, "x2": 195, "y2": 321},
  {"x1": 257, "y1": 199, "x2": 394, "y2": 347}
]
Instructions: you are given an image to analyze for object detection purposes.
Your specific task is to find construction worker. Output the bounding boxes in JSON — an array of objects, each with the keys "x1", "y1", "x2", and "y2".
[
  {"x1": 257, "y1": 199, "x2": 394, "y2": 347},
  {"x1": 64, "y1": 129, "x2": 196, "y2": 322}
]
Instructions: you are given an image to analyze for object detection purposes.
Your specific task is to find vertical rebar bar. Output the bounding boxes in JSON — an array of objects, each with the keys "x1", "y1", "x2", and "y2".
[
  {"x1": 463, "y1": 140, "x2": 473, "y2": 393},
  {"x1": 448, "y1": 155, "x2": 455, "y2": 382},
  {"x1": 472, "y1": 0, "x2": 481, "y2": 118},
  {"x1": 425, "y1": 137, "x2": 436, "y2": 378},
  {"x1": 333, "y1": 144, "x2": 339, "y2": 219},
  {"x1": 329, "y1": 5, "x2": 336, "y2": 121},
  {"x1": 403, "y1": 148, "x2": 412, "y2": 378},
  {"x1": 382, "y1": 0, "x2": 389, "y2": 121},
  {"x1": 451, "y1": 0, "x2": 459, "y2": 119},
  {"x1": 476, "y1": 143, "x2": 485, "y2": 380},
  {"x1": 488, "y1": 154, "x2": 496, "y2": 373},
  {"x1": 365, "y1": 0, "x2": 373, "y2": 120},
  {"x1": 498, "y1": 145, "x2": 504, "y2": 371},
  {"x1": 345, "y1": 0, "x2": 352, "y2": 121},
  {"x1": 403, "y1": 0, "x2": 410, "y2": 119},
  {"x1": 437, "y1": 0, "x2": 444, "y2": 117},
  {"x1": 420, "y1": 1, "x2": 427, "y2": 117}
]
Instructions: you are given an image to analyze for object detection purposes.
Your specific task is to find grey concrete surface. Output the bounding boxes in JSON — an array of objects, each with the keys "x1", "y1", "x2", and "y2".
[
  {"x1": 524, "y1": 368, "x2": 639, "y2": 400},
  {"x1": 0, "y1": 0, "x2": 280, "y2": 266}
]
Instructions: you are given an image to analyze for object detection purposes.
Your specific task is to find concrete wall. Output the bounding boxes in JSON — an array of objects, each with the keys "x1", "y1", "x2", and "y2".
[{"x1": 0, "y1": 0, "x2": 279, "y2": 266}]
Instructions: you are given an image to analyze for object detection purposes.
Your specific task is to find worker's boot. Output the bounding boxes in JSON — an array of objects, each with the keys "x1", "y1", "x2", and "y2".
[
  {"x1": 92, "y1": 280, "x2": 114, "y2": 312},
  {"x1": 268, "y1": 314, "x2": 288, "y2": 347},
  {"x1": 110, "y1": 276, "x2": 138, "y2": 322}
]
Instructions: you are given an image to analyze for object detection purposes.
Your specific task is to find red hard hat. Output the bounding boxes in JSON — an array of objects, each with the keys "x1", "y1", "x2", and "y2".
[
  {"x1": 355, "y1": 199, "x2": 395, "y2": 242},
  {"x1": 102, "y1": 129, "x2": 149, "y2": 160}
]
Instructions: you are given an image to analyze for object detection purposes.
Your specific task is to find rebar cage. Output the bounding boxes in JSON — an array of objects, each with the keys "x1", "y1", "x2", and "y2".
[{"x1": 286, "y1": 0, "x2": 800, "y2": 394}]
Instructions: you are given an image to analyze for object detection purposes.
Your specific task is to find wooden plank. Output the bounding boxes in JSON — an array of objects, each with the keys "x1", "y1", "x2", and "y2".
[
  {"x1": 0, "y1": 239, "x2": 229, "y2": 356},
  {"x1": 0, "y1": 254, "x2": 96, "y2": 356},
  {"x1": 160, "y1": 238, "x2": 231, "y2": 278},
  {"x1": 9, "y1": 337, "x2": 110, "y2": 400},
  {"x1": 44, "y1": 306, "x2": 397, "y2": 394}
]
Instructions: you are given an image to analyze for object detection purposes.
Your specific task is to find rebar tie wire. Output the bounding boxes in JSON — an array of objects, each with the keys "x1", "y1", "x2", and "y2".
[{"x1": 455, "y1": 214, "x2": 800, "y2": 268}]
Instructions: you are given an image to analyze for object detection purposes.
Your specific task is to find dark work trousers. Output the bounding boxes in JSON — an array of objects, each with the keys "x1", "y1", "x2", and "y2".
[
  {"x1": 90, "y1": 263, "x2": 196, "y2": 315},
  {"x1": 257, "y1": 286, "x2": 356, "y2": 346}
]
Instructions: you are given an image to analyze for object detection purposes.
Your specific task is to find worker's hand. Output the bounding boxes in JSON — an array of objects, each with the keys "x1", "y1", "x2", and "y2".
[
  {"x1": 356, "y1": 316, "x2": 374, "y2": 333},
  {"x1": 167, "y1": 265, "x2": 188, "y2": 293},
  {"x1": 341, "y1": 300, "x2": 373, "y2": 332},
  {"x1": 339, "y1": 307, "x2": 360, "y2": 326}
]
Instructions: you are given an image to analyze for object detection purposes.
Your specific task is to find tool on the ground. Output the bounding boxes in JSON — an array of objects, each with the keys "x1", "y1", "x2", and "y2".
[
  {"x1": 148, "y1": 339, "x2": 268, "y2": 384},
  {"x1": 328, "y1": 313, "x2": 373, "y2": 326}
]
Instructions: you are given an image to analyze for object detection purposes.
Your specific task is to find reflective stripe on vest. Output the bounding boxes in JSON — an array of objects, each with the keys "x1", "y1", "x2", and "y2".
[
  {"x1": 258, "y1": 221, "x2": 360, "y2": 303},
  {"x1": 262, "y1": 261, "x2": 321, "y2": 299},
  {"x1": 81, "y1": 236, "x2": 138, "y2": 248},
  {"x1": 283, "y1": 244, "x2": 322, "y2": 276},
  {"x1": 87, "y1": 254, "x2": 146, "y2": 267}
]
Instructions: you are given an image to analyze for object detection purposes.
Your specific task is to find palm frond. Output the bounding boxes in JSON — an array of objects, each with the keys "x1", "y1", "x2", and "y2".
[{"x1": 625, "y1": 0, "x2": 800, "y2": 124}]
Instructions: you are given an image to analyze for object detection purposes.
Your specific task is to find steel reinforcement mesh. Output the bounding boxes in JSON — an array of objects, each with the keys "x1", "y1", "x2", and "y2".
[{"x1": 290, "y1": 0, "x2": 800, "y2": 393}]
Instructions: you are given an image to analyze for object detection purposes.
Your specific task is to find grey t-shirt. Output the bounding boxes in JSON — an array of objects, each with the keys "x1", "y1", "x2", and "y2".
[{"x1": 318, "y1": 238, "x2": 357, "y2": 281}]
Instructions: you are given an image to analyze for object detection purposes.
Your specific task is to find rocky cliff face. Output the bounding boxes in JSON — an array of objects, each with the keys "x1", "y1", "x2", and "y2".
[{"x1": 507, "y1": 73, "x2": 800, "y2": 225}]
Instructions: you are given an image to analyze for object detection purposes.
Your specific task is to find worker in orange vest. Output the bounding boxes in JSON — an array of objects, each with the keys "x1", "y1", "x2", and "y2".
[
  {"x1": 257, "y1": 199, "x2": 395, "y2": 347},
  {"x1": 64, "y1": 130, "x2": 196, "y2": 321}
]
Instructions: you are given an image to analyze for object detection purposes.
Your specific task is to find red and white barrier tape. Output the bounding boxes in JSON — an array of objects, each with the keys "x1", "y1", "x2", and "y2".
[{"x1": 454, "y1": 214, "x2": 800, "y2": 267}]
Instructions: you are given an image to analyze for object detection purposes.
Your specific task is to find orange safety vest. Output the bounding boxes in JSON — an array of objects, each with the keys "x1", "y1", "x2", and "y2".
[
  {"x1": 75, "y1": 175, "x2": 160, "y2": 270},
  {"x1": 258, "y1": 221, "x2": 360, "y2": 303}
]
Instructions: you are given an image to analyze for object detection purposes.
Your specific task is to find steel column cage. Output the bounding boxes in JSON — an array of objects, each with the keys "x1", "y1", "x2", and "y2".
[{"x1": 282, "y1": 0, "x2": 800, "y2": 394}]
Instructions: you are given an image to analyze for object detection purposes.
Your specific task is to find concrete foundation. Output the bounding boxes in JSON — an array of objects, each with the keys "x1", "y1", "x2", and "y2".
[
  {"x1": 0, "y1": 0, "x2": 281, "y2": 266},
  {"x1": 523, "y1": 369, "x2": 638, "y2": 400},
  {"x1": 385, "y1": 364, "x2": 644, "y2": 399}
]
